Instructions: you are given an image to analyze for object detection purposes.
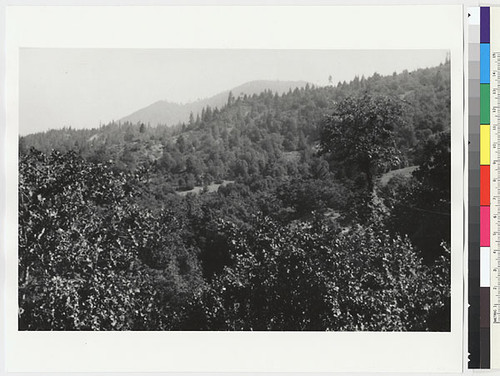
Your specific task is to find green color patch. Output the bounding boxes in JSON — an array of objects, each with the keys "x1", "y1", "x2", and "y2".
[{"x1": 481, "y1": 84, "x2": 490, "y2": 124}]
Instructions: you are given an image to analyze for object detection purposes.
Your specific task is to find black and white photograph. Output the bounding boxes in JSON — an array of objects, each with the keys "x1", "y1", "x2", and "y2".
[
  {"x1": 4, "y1": 4, "x2": 468, "y2": 373},
  {"x1": 17, "y1": 48, "x2": 452, "y2": 332}
]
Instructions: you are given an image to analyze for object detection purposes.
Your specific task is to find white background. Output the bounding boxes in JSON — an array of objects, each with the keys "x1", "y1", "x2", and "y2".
[{"x1": 3, "y1": 4, "x2": 464, "y2": 374}]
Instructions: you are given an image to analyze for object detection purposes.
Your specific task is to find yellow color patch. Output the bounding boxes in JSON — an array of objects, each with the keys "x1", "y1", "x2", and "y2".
[{"x1": 481, "y1": 124, "x2": 490, "y2": 165}]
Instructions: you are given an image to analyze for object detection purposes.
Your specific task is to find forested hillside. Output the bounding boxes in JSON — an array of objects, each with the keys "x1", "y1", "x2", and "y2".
[
  {"x1": 19, "y1": 60, "x2": 452, "y2": 331},
  {"x1": 119, "y1": 80, "x2": 310, "y2": 127}
]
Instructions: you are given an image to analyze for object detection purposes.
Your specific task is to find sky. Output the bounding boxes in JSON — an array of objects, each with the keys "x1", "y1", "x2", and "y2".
[{"x1": 19, "y1": 48, "x2": 448, "y2": 135}]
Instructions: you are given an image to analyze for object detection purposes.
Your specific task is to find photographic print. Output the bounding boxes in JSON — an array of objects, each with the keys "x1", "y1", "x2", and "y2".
[{"x1": 18, "y1": 48, "x2": 451, "y2": 332}]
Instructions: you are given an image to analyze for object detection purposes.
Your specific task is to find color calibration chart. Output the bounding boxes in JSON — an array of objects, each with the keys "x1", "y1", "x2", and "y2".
[{"x1": 469, "y1": 6, "x2": 500, "y2": 370}]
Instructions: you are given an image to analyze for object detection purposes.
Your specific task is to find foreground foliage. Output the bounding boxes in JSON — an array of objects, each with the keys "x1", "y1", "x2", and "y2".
[
  {"x1": 19, "y1": 146, "x2": 450, "y2": 331},
  {"x1": 182, "y1": 217, "x2": 449, "y2": 331}
]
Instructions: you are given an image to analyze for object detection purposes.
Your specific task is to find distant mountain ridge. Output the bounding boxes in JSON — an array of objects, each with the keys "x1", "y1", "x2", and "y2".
[{"x1": 119, "y1": 80, "x2": 311, "y2": 127}]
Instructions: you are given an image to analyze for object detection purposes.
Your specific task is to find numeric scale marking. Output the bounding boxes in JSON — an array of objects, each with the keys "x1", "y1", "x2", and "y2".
[
  {"x1": 490, "y1": 43, "x2": 500, "y2": 368},
  {"x1": 493, "y1": 52, "x2": 500, "y2": 322}
]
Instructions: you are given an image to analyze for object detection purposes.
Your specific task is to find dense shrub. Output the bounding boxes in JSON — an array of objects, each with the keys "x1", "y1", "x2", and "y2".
[
  {"x1": 19, "y1": 150, "x2": 203, "y2": 330},
  {"x1": 181, "y1": 216, "x2": 450, "y2": 331}
]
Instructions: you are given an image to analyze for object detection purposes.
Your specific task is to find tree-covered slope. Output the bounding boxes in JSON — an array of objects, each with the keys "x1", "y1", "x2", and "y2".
[{"x1": 18, "y1": 60, "x2": 451, "y2": 331}]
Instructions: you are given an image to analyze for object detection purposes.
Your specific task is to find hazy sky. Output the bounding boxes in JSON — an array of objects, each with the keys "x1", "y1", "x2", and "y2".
[{"x1": 19, "y1": 49, "x2": 448, "y2": 135}]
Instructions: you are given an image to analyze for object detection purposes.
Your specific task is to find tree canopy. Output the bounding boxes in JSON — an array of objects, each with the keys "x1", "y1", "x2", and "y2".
[{"x1": 319, "y1": 94, "x2": 404, "y2": 192}]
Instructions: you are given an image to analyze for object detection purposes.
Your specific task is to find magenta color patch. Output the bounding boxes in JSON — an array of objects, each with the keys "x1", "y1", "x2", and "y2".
[{"x1": 481, "y1": 206, "x2": 490, "y2": 247}]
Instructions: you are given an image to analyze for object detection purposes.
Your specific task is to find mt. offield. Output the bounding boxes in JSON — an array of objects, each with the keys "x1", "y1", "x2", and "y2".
[{"x1": 119, "y1": 80, "x2": 310, "y2": 127}]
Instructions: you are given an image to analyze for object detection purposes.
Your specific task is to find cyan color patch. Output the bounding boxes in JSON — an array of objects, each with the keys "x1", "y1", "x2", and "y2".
[{"x1": 480, "y1": 43, "x2": 490, "y2": 83}]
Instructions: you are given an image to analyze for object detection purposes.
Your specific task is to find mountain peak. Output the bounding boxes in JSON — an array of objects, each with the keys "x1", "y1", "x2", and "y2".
[{"x1": 119, "y1": 80, "x2": 312, "y2": 127}]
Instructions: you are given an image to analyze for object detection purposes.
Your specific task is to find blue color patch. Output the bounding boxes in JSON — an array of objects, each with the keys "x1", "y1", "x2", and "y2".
[{"x1": 480, "y1": 43, "x2": 490, "y2": 84}]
